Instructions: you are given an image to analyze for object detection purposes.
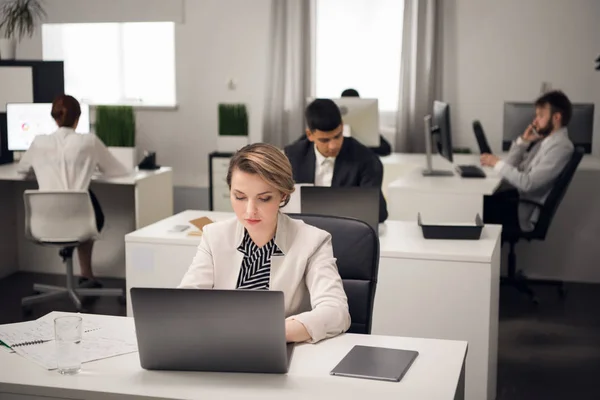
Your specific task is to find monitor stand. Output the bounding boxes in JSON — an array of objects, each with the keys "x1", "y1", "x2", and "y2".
[{"x1": 422, "y1": 115, "x2": 454, "y2": 177}]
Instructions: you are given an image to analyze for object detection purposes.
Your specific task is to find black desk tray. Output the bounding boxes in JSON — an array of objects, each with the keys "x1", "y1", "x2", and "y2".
[{"x1": 417, "y1": 213, "x2": 484, "y2": 240}]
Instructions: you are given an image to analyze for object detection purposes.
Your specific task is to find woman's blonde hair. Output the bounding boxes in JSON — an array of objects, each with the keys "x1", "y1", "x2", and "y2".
[{"x1": 226, "y1": 143, "x2": 295, "y2": 207}]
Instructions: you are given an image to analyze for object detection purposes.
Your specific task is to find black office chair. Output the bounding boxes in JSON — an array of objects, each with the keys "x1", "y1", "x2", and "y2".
[
  {"x1": 456, "y1": 120, "x2": 492, "y2": 178},
  {"x1": 473, "y1": 120, "x2": 492, "y2": 154},
  {"x1": 289, "y1": 214, "x2": 379, "y2": 334},
  {"x1": 501, "y1": 148, "x2": 584, "y2": 303}
]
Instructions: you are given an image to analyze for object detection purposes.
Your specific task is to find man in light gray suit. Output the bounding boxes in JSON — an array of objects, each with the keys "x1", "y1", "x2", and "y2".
[{"x1": 480, "y1": 90, "x2": 574, "y2": 232}]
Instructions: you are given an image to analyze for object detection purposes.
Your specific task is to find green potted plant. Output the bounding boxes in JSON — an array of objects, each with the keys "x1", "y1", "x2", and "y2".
[
  {"x1": 217, "y1": 103, "x2": 249, "y2": 152},
  {"x1": 0, "y1": 0, "x2": 46, "y2": 60},
  {"x1": 95, "y1": 106, "x2": 137, "y2": 170}
]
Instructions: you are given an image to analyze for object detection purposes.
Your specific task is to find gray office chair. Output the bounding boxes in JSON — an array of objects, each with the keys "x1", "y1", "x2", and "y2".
[
  {"x1": 22, "y1": 190, "x2": 123, "y2": 311},
  {"x1": 289, "y1": 214, "x2": 379, "y2": 334}
]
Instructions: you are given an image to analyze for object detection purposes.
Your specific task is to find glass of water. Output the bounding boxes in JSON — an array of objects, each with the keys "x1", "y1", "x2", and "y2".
[{"x1": 54, "y1": 316, "x2": 82, "y2": 375}]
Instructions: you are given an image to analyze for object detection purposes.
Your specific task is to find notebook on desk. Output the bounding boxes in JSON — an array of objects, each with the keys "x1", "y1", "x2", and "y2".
[{"x1": 330, "y1": 345, "x2": 419, "y2": 382}]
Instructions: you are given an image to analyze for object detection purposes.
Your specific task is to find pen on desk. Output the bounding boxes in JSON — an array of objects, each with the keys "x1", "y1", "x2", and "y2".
[{"x1": 12, "y1": 339, "x2": 53, "y2": 348}]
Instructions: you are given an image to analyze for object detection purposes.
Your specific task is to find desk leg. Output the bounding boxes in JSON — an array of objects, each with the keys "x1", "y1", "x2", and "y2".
[
  {"x1": 135, "y1": 170, "x2": 173, "y2": 229},
  {"x1": 0, "y1": 181, "x2": 18, "y2": 279},
  {"x1": 455, "y1": 357, "x2": 466, "y2": 400}
]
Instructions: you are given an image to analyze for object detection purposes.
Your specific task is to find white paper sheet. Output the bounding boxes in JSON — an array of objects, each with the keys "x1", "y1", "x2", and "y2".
[
  {"x1": 14, "y1": 336, "x2": 138, "y2": 370},
  {"x1": 0, "y1": 318, "x2": 101, "y2": 347},
  {"x1": 5, "y1": 316, "x2": 138, "y2": 370}
]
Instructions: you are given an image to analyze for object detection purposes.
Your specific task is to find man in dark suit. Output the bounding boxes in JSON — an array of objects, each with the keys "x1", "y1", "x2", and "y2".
[
  {"x1": 284, "y1": 99, "x2": 388, "y2": 222},
  {"x1": 294, "y1": 89, "x2": 392, "y2": 156}
]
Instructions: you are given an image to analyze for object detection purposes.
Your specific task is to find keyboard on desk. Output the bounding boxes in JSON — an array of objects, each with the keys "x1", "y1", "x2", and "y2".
[{"x1": 456, "y1": 164, "x2": 486, "y2": 178}]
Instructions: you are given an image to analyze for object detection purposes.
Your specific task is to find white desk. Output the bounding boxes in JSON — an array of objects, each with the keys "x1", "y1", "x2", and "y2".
[
  {"x1": 0, "y1": 163, "x2": 174, "y2": 279},
  {"x1": 0, "y1": 312, "x2": 467, "y2": 400},
  {"x1": 125, "y1": 210, "x2": 501, "y2": 400},
  {"x1": 382, "y1": 153, "x2": 502, "y2": 223},
  {"x1": 383, "y1": 152, "x2": 600, "y2": 284}
]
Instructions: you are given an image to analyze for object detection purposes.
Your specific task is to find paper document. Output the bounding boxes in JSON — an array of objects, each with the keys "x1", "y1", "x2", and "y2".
[
  {"x1": 13, "y1": 336, "x2": 138, "y2": 370},
  {"x1": 0, "y1": 314, "x2": 138, "y2": 370},
  {"x1": 0, "y1": 319, "x2": 101, "y2": 348}
]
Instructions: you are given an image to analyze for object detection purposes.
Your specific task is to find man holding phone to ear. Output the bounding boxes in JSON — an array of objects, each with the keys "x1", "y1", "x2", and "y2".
[{"x1": 480, "y1": 90, "x2": 574, "y2": 232}]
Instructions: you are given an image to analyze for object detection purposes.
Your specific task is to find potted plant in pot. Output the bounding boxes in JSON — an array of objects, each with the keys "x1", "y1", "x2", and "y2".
[
  {"x1": 95, "y1": 106, "x2": 137, "y2": 170},
  {"x1": 217, "y1": 103, "x2": 249, "y2": 152},
  {"x1": 0, "y1": 0, "x2": 46, "y2": 60}
]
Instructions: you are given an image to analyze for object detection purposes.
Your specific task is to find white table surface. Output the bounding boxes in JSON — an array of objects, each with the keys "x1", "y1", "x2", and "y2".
[
  {"x1": 382, "y1": 152, "x2": 600, "y2": 195},
  {"x1": 0, "y1": 162, "x2": 172, "y2": 185},
  {"x1": 384, "y1": 154, "x2": 501, "y2": 195},
  {"x1": 125, "y1": 210, "x2": 502, "y2": 264},
  {"x1": 380, "y1": 152, "x2": 600, "y2": 171},
  {"x1": 0, "y1": 312, "x2": 467, "y2": 400}
]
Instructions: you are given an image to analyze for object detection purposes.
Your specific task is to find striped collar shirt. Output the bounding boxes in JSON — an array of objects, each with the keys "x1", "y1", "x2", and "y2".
[{"x1": 236, "y1": 230, "x2": 284, "y2": 290}]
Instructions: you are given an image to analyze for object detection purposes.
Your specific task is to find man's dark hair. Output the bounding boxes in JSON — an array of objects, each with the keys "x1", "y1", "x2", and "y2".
[
  {"x1": 534, "y1": 90, "x2": 572, "y2": 126},
  {"x1": 341, "y1": 88, "x2": 360, "y2": 97},
  {"x1": 305, "y1": 99, "x2": 342, "y2": 132}
]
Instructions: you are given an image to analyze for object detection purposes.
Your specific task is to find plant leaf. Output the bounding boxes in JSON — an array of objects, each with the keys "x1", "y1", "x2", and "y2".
[{"x1": 0, "y1": 0, "x2": 46, "y2": 40}]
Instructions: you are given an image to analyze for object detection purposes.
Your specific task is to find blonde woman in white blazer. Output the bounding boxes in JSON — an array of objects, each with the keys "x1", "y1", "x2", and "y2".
[{"x1": 179, "y1": 143, "x2": 350, "y2": 343}]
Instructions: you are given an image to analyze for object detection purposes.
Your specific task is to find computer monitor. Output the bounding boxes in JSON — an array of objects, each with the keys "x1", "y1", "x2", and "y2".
[
  {"x1": 422, "y1": 115, "x2": 453, "y2": 176},
  {"x1": 300, "y1": 186, "x2": 380, "y2": 233},
  {"x1": 421, "y1": 101, "x2": 455, "y2": 177},
  {"x1": 7, "y1": 102, "x2": 91, "y2": 151},
  {"x1": 503, "y1": 102, "x2": 594, "y2": 153},
  {"x1": 305, "y1": 97, "x2": 380, "y2": 147},
  {"x1": 431, "y1": 100, "x2": 453, "y2": 163}
]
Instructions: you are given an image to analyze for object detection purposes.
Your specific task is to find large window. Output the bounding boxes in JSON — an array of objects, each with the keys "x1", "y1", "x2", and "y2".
[
  {"x1": 315, "y1": 0, "x2": 404, "y2": 113},
  {"x1": 42, "y1": 22, "x2": 176, "y2": 107}
]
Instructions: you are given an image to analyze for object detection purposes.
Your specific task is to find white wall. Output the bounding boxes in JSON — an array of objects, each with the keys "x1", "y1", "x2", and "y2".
[
  {"x1": 440, "y1": 0, "x2": 600, "y2": 154},
  {"x1": 17, "y1": 0, "x2": 271, "y2": 189}
]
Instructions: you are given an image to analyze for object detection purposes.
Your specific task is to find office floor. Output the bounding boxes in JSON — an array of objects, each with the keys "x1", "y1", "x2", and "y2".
[{"x1": 1, "y1": 272, "x2": 600, "y2": 399}]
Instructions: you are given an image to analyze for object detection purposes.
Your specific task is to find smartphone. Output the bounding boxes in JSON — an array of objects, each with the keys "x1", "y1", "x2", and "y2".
[{"x1": 168, "y1": 225, "x2": 189, "y2": 232}]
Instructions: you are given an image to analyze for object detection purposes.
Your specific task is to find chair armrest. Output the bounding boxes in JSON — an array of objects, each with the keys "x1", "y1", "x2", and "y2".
[{"x1": 519, "y1": 198, "x2": 543, "y2": 208}]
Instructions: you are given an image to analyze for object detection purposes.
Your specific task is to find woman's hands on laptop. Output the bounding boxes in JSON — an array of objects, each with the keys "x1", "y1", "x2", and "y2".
[{"x1": 285, "y1": 319, "x2": 311, "y2": 343}]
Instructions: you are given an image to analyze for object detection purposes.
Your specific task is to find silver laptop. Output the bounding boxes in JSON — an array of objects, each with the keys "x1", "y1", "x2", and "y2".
[
  {"x1": 130, "y1": 288, "x2": 294, "y2": 373},
  {"x1": 300, "y1": 186, "x2": 380, "y2": 233}
]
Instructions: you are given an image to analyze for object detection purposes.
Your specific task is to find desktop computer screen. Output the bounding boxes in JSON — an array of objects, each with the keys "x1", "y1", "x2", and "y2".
[
  {"x1": 432, "y1": 100, "x2": 453, "y2": 163},
  {"x1": 306, "y1": 97, "x2": 380, "y2": 147},
  {"x1": 7, "y1": 103, "x2": 91, "y2": 151},
  {"x1": 503, "y1": 102, "x2": 594, "y2": 153},
  {"x1": 333, "y1": 98, "x2": 379, "y2": 147}
]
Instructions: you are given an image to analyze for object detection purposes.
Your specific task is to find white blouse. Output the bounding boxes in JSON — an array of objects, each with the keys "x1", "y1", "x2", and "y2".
[{"x1": 18, "y1": 127, "x2": 128, "y2": 190}]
